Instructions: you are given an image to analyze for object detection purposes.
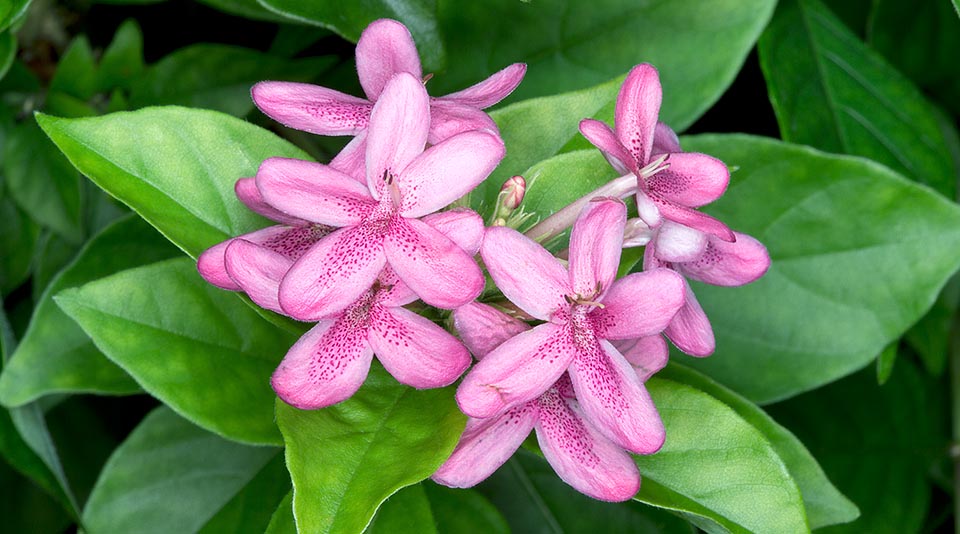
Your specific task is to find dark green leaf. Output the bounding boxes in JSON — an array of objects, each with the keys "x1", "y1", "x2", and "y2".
[
  {"x1": 30, "y1": 232, "x2": 80, "y2": 302},
  {"x1": 875, "y1": 343, "x2": 897, "y2": 385},
  {"x1": 365, "y1": 484, "x2": 436, "y2": 534},
  {"x1": 0, "y1": 459, "x2": 71, "y2": 533},
  {"x1": 49, "y1": 36, "x2": 98, "y2": 101},
  {"x1": 97, "y1": 19, "x2": 144, "y2": 93},
  {"x1": 198, "y1": 454, "x2": 290, "y2": 534},
  {"x1": 0, "y1": 197, "x2": 39, "y2": 295},
  {"x1": 0, "y1": 30, "x2": 15, "y2": 80},
  {"x1": 421, "y1": 482, "x2": 509, "y2": 534},
  {"x1": 265, "y1": 491, "x2": 294, "y2": 534},
  {"x1": 0, "y1": 0, "x2": 29, "y2": 33},
  {"x1": 197, "y1": 0, "x2": 289, "y2": 23},
  {"x1": 905, "y1": 273, "x2": 958, "y2": 376}
]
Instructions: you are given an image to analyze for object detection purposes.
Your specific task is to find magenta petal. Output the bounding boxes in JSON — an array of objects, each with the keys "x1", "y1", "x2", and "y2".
[
  {"x1": 613, "y1": 336, "x2": 668, "y2": 382},
  {"x1": 329, "y1": 131, "x2": 368, "y2": 184},
  {"x1": 680, "y1": 232, "x2": 771, "y2": 287},
  {"x1": 256, "y1": 158, "x2": 375, "y2": 226},
  {"x1": 651, "y1": 122, "x2": 681, "y2": 156},
  {"x1": 421, "y1": 208, "x2": 485, "y2": 256},
  {"x1": 453, "y1": 302, "x2": 530, "y2": 359},
  {"x1": 648, "y1": 152, "x2": 729, "y2": 208},
  {"x1": 224, "y1": 239, "x2": 292, "y2": 314},
  {"x1": 251, "y1": 81, "x2": 372, "y2": 135},
  {"x1": 279, "y1": 226, "x2": 386, "y2": 321},
  {"x1": 369, "y1": 305, "x2": 471, "y2": 388},
  {"x1": 569, "y1": 340, "x2": 665, "y2": 454},
  {"x1": 568, "y1": 198, "x2": 626, "y2": 298},
  {"x1": 198, "y1": 224, "x2": 312, "y2": 290},
  {"x1": 365, "y1": 73, "x2": 430, "y2": 197},
  {"x1": 596, "y1": 269, "x2": 685, "y2": 340},
  {"x1": 480, "y1": 226, "x2": 570, "y2": 321},
  {"x1": 428, "y1": 100, "x2": 499, "y2": 145},
  {"x1": 536, "y1": 385, "x2": 641, "y2": 501},
  {"x1": 398, "y1": 129, "x2": 505, "y2": 218},
  {"x1": 432, "y1": 404, "x2": 538, "y2": 488},
  {"x1": 235, "y1": 178, "x2": 305, "y2": 226},
  {"x1": 579, "y1": 119, "x2": 633, "y2": 175},
  {"x1": 654, "y1": 221, "x2": 708, "y2": 263},
  {"x1": 271, "y1": 319, "x2": 375, "y2": 409},
  {"x1": 654, "y1": 198, "x2": 735, "y2": 242},
  {"x1": 198, "y1": 239, "x2": 241, "y2": 290},
  {"x1": 615, "y1": 64, "x2": 662, "y2": 167},
  {"x1": 457, "y1": 323, "x2": 575, "y2": 418},
  {"x1": 664, "y1": 283, "x2": 715, "y2": 357},
  {"x1": 384, "y1": 217, "x2": 483, "y2": 309},
  {"x1": 355, "y1": 19, "x2": 422, "y2": 100},
  {"x1": 441, "y1": 63, "x2": 527, "y2": 108}
]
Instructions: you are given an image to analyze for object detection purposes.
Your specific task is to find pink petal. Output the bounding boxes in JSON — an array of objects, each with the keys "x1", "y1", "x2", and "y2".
[
  {"x1": 679, "y1": 232, "x2": 771, "y2": 287},
  {"x1": 480, "y1": 226, "x2": 570, "y2": 321},
  {"x1": 235, "y1": 177, "x2": 305, "y2": 226},
  {"x1": 365, "y1": 73, "x2": 430, "y2": 198},
  {"x1": 256, "y1": 158, "x2": 375, "y2": 226},
  {"x1": 421, "y1": 208, "x2": 485, "y2": 255},
  {"x1": 372, "y1": 267, "x2": 418, "y2": 308},
  {"x1": 427, "y1": 100, "x2": 499, "y2": 145},
  {"x1": 198, "y1": 224, "x2": 319, "y2": 290},
  {"x1": 568, "y1": 198, "x2": 626, "y2": 299},
  {"x1": 653, "y1": 220, "x2": 708, "y2": 263},
  {"x1": 654, "y1": 197, "x2": 735, "y2": 242},
  {"x1": 279, "y1": 225, "x2": 386, "y2": 321},
  {"x1": 635, "y1": 190, "x2": 662, "y2": 229},
  {"x1": 647, "y1": 152, "x2": 729, "y2": 208},
  {"x1": 432, "y1": 404, "x2": 538, "y2": 488},
  {"x1": 664, "y1": 283, "x2": 715, "y2": 357},
  {"x1": 622, "y1": 217, "x2": 653, "y2": 248},
  {"x1": 595, "y1": 269, "x2": 685, "y2": 340},
  {"x1": 329, "y1": 131, "x2": 368, "y2": 184},
  {"x1": 251, "y1": 82, "x2": 372, "y2": 135},
  {"x1": 568, "y1": 340, "x2": 665, "y2": 454},
  {"x1": 224, "y1": 239, "x2": 293, "y2": 314},
  {"x1": 198, "y1": 239, "x2": 241, "y2": 290},
  {"x1": 355, "y1": 19, "x2": 422, "y2": 100},
  {"x1": 457, "y1": 323, "x2": 575, "y2": 418},
  {"x1": 651, "y1": 122, "x2": 681, "y2": 156},
  {"x1": 384, "y1": 217, "x2": 483, "y2": 309},
  {"x1": 579, "y1": 119, "x2": 633, "y2": 175},
  {"x1": 612, "y1": 336, "x2": 668, "y2": 382},
  {"x1": 398, "y1": 129, "x2": 505, "y2": 218},
  {"x1": 536, "y1": 382, "x2": 640, "y2": 501},
  {"x1": 615, "y1": 64, "x2": 662, "y2": 167},
  {"x1": 368, "y1": 305, "x2": 471, "y2": 388},
  {"x1": 453, "y1": 302, "x2": 530, "y2": 359},
  {"x1": 271, "y1": 318, "x2": 375, "y2": 409},
  {"x1": 440, "y1": 63, "x2": 527, "y2": 109}
]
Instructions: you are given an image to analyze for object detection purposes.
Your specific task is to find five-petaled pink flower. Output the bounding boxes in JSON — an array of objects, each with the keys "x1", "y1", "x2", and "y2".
[{"x1": 457, "y1": 198, "x2": 685, "y2": 454}]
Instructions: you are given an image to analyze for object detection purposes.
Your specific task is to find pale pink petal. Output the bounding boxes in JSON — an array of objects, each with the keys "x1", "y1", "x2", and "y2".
[
  {"x1": 453, "y1": 302, "x2": 530, "y2": 359},
  {"x1": 198, "y1": 225, "x2": 316, "y2": 290},
  {"x1": 613, "y1": 336, "x2": 668, "y2": 382},
  {"x1": 224, "y1": 239, "x2": 292, "y2": 314},
  {"x1": 428, "y1": 100, "x2": 499, "y2": 145},
  {"x1": 271, "y1": 318, "x2": 375, "y2": 409},
  {"x1": 664, "y1": 283, "x2": 715, "y2": 357},
  {"x1": 432, "y1": 404, "x2": 538, "y2": 488},
  {"x1": 457, "y1": 323, "x2": 575, "y2": 418},
  {"x1": 648, "y1": 152, "x2": 729, "y2": 208},
  {"x1": 651, "y1": 122, "x2": 681, "y2": 156},
  {"x1": 579, "y1": 119, "x2": 633, "y2": 175},
  {"x1": 373, "y1": 267, "x2": 418, "y2": 308},
  {"x1": 440, "y1": 63, "x2": 527, "y2": 108},
  {"x1": 594, "y1": 269, "x2": 685, "y2": 340},
  {"x1": 256, "y1": 158, "x2": 375, "y2": 226},
  {"x1": 398, "y1": 129, "x2": 505, "y2": 218},
  {"x1": 622, "y1": 217, "x2": 653, "y2": 248},
  {"x1": 368, "y1": 305, "x2": 471, "y2": 388},
  {"x1": 384, "y1": 217, "x2": 483, "y2": 309},
  {"x1": 679, "y1": 232, "x2": 770, "y2": 287},
  {"x1": 536, "y1": 382, "x2": 641, "y2": 501},
  {"x1": 568, "y1": 340, "x2": 665, "y2": 454},
  {"x1": 635, "y1": 190, "x2": 662, "y2": 229},
  {"x1": 279, "y1": 225, "x2": 386, "y2": 321},
  {"x1": 198, "y1": 239, "x2": 241, "y2": 290},
  {"x1": 615, "y1": 64, "x2": 662, "y2": 167},
  {"x1": 568, "y1": 198, "x2": 626, "y2": 298},
  {"x1": 329, "y1": 131, "x2": 368, "y2": 183},
  {"x1": 251, "y1": 82, "x2": 372, "y2": 135},
  {"x1": 654, "y1": 197, "x2": 735, "y2": 242},
  {"x1": 421, "y1": 208, "x2": 485, "y2": 255},
  {"x1": 355, "y1": 19, "x2": 422, "y2": 100},
  {"x1": 654, "y1": 220, "x2": 708, "y2": 263},
  {"x1": 235, "y1": 178, "x2": 305, "y2": 226},
  {"x1": 365, "y1": 73, "x2": 430, "y2": 198},
  {"x1": 480, "y1": 226, "x2": 570, "y2": 321}
]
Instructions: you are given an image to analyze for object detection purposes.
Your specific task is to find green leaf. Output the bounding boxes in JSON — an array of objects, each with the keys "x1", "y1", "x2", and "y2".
[
  {"x1": 4, "y1": 121, "x2": 83, "y2": 244},
  {"x1": 679, "y1": 134, "x2": 960, "y2": 403},
  {"x1": 0, "y1": 459, "x2": 71, "y2": 534},
  {"x1": 257, "y1": 0, "x2": 445, "y2": 71},
  {"x1": 421, "y1": 483, "x2": 509, "y2": 534},
  {"x1": 0, "y1": 214, "x2": 179, "y2": 407},
  {"x1": 518, "y1": 150, "x2": 618, "y2": 232},
  {"x1": 197, "y1": 0, "x2": 289, "y2": 23},
  {"x1": 0, "y1": 0, "x2": 29, "y2": 33},
  {"x1": 49, "y1": 36, "x2": 98, "y2": 101},
  {"x1": 265, "y1": 491, "x2": 295, "y2": 534},
  {"x1": 97, "y1": 19, "x2": 144, "y2": 93},
  {"x1": 874, "y1": 343, "x2": 897, "y2": 385},
  {"x1": 904, "y1": 273, "x2": 959, "y2": 375},
  {"x1": 365, "y1": 484, "x2": 436, "y2": 534},
  {"x1": 129, "y1": 45, "x2": 336, "y2": 116},
  {"x1": 83, "y1": 406, "x2": 282, "y2": 534},
  {"x1": 37, "y1": 107, "x2": 310, "y2": 258},
  {"x1": 658, "y1": 364, "x2": 858, "y2": 529},
  {"x1": 0, "y1": 197, "x2": 39, "y2": 295},
  {"x1": 55, "y1": 258, "x2": 296, "y2": 445},
  {"x1": 276, "y1": 362, "x2": 466, "y2": 534},
  {"x1": 758, "y1": 0, "x2": 957, "y2": 198},
  {"x1": 0, "y1": 30, "x2": 15, "y2": 81},
  {"x1": 198, "y1": 454, "x2": 290, "y2": 534}
]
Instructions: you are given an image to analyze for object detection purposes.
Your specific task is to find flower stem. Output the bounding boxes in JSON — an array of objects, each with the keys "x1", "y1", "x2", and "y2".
[{"x1": 524, "y1": 173, "x2": 636, "y2": 242}]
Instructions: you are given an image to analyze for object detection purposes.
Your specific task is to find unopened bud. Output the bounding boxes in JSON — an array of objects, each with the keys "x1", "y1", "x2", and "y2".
[{"x1": 500, "y1": 175, "x2": 526, "y2": 211}]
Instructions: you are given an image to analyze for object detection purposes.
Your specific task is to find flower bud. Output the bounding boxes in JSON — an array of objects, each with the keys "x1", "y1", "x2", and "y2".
[{"x1": 500, "y1": 175, "x2": 526, "y2": 211}]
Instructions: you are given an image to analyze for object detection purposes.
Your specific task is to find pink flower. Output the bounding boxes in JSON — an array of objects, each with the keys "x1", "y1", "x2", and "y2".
[
  {"x1": 579, "y1": 64, "x2": 734, "y2": 241},
  {"x1": 256, "y1": 73, "x2": 504, "y2": 321},
  {"x1": 456, "y1": 198, "x2": 685, "y2": 454},
  {"x1": 252, "y1": 19, "x2": 525, "y2": 179}
]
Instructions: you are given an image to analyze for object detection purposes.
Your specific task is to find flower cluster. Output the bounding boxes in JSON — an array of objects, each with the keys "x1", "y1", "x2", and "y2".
[{"x1": 198, "y1": 19, "x2": 769, "y2": 502}]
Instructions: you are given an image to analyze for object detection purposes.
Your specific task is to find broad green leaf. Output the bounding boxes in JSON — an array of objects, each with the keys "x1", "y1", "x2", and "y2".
[
  {"x1": 421, "y1": 483, "x2": 509, "y2": 534},
  {"x1": 269, "y1": 24, "x2": 330, "y2": 57},
  {"x1": 197, "y1": 0, "x2": 289, "y2": 23},
  {"x1": 758, "y1": 0, "x2": 957, "y2": 198},
  {"x1": 130, "y1": 45, "x2": 336, "y2": 116},
  {"x1": 874, "y1": 343, "x2": 897, "y2": 385},
  {"x1": 0, "y1": 0, "x2": 29, "y2": 33},
  {"x1": 0, "y1": 459, "x2": 71, "y2": 533},
  {"x1": 658, "y1": 364, "x2": 858, "y2": 529},
  {"x1": 277, "y1": 362, "x2": 466, "y2": 534},
  {"x1": 265, "y1": 491, "x2": 295, "y2": 534},
  {"x1": 0, "y1": 215, "x2": 179, "y2": 407},
  {"x1": 0, "y1": 197, "x2": 39, "y2": 295},
  {"x1": 4, "y1": 121, "x2": 83, "y2": 244},
  {"x1": 49, "y1": 36, "x2": 98, "y2": 101},
  {"x1": 37, "y1": 107, "x2": 310, "y2": 258},
  {"x1": 30, "y1": 232, "x2": 80, "y2": 302},
  {"x1": 679, "y1": 134, "x2": 960, "y2": 402},
  {"x1": 44, "y1": 396, "x2": 119, "y2": 508},
  {"x1": 97, "y1": 19, "x2": 144, "y2": 93},
  {"x1": 257, "y1": 0, "x2": 445, "y2": 70},
  {"x1": 0, "y1": 30, "x2": 15, "y2": 80},
  {"x1": 433, "y1": 0, "x2": 776, "y2": 124},
  {"x1": 198, "y1": 454, "x2": 290, "y2": 534},
  {"x1": 55, "y1": 258, "x2": 296, "y2": 445},
  {"x1": 365, "y1": 484, "x2": 436, "y2": 534},
  {"x1": 767, "y1": 360, "x2": 942, "y2": 533},
  {"x1": 904, "y1": 273, "x2": 959, "y2": 375}
]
